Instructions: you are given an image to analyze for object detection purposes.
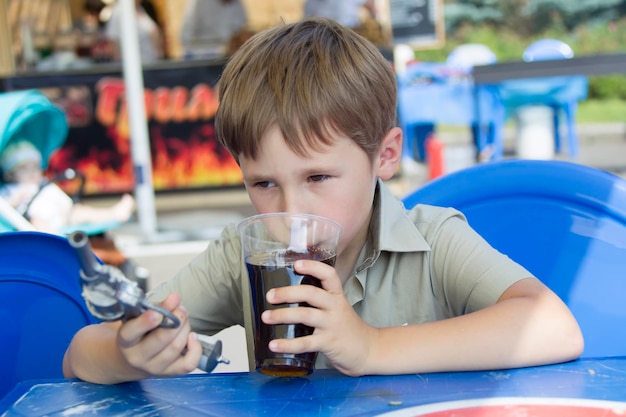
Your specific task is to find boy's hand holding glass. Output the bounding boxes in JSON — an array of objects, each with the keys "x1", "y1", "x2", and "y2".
[
  {"x1": 239, "y1": 212, "x2": 342, "y2": 376},
  {"x1": 261, "y1": 257, "x2": 380, "y2": 377}
]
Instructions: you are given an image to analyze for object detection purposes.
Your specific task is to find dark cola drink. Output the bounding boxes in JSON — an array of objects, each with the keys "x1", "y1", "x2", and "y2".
[{"x1": 246, "y1": 247, "x2": 336, "y2": 377}]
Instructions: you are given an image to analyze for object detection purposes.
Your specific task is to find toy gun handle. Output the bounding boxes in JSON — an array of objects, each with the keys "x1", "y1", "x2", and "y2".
[{"x1": 68, "y1": 231, "x2": 230, "y2": 372}]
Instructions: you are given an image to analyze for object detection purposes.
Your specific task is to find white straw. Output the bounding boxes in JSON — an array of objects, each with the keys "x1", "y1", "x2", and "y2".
[{"x1": 288, "y1": 218, "x2": 307, "y2": 252}]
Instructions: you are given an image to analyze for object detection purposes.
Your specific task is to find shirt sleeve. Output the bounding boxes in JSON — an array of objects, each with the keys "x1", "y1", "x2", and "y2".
[
  {"x1": 423, "y1": 207, "x2": 534, "y2": 316},
  {"x1": 147, "y1": 223, "x2": 246, "y2": 335}
]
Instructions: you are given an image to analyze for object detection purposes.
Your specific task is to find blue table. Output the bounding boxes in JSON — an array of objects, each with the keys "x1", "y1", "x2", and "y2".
[
  {"x1": 397, "y1": 63, "x2": 502, "y2": 161},
  {"x1": 2, "y1": 356, "x2": 626, "y2": 416},
  {"x1": 398, "y1": 62, "x2": 588, "y2": 162}
]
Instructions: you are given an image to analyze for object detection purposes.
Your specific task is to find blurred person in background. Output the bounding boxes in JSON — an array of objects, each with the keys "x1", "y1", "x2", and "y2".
[
  {"x1": 104, "y1": 0, "x2": 164, "y2": 64},
  {"x1": 180, "y1": 0, "x2": 248, "y2": 59},
  {"x1": 73, "y1": 0, "x2": 105, "y2": 58},
  {"x1": 72, "y1": 0, "x2": 115, "y2": 63},
  {"x1": 303, "y1": 0, "x2": 376, "y2": 29}
]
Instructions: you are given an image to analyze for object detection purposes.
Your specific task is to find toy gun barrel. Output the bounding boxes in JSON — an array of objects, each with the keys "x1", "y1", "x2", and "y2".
[
  {"x1": 68, "y1": 230, "x2": 99, "y2": 279},
  {"x1": 68, "y1": 230, "x2": 145, "y2": 322}
]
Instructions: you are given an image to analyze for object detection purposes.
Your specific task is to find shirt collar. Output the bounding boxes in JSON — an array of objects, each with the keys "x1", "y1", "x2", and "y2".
[
  {"x1": 356, "y1": 180, "x2": 431, "y2": 272},
  {"x1": 377, "y1": 179, "x2": 431, "y2": 252}
]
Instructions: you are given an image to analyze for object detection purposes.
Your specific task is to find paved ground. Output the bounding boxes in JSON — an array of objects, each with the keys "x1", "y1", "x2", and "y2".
[{"x1": 103, "y1": 121, "x2": 626, "y2": 373}]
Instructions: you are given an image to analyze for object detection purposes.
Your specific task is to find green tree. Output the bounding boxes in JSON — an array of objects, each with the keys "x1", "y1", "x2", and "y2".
[
  {"x1": 444, "y1": 0, "x2": 626, "y2": 35},
  {"x1": 524, "y1": 0, "x2": 625, "y2": 32}
]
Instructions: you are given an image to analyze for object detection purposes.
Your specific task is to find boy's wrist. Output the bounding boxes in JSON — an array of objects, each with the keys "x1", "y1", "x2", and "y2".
[
  {"x1": 363, "y1": 326, "x2": 385, "y2": 375},
  {"x1": 345, "y1": 325, "x2": 382, "y2": 377}
]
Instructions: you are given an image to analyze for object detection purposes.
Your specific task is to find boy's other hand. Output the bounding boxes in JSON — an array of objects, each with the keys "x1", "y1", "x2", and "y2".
[
  {"x1": 262, "y1": 259, "x2": 377, "y2": 376},
  {"x1": 117, "y1": 293, "x2": 203, "y2": 377}
]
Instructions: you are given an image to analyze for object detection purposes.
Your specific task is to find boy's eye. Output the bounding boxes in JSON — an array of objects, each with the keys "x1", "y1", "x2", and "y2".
[
  {"x1": 254, "y1": 181, "x2": 275, "y2": 189},
  {"x1": 309, "y1": 175, "x2": 328, "y2": 183}
]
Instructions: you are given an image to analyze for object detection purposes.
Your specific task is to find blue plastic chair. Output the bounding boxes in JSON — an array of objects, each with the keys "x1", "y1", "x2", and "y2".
[
  {"x1": 523, "y1": 38, "x2": 574, "y2": 61},
  {"x1": 446, "y1": 43, "x2": 497, "y2": 73},
  {"x1": 0, "y1": 231, "x2": 98, "y2": 400},
  {"x1": 499, "y1": 39, "x2": 587, "y2": 158},
  {"x1": 402, "y1": 159, "x2": 626, "y2": 359}
]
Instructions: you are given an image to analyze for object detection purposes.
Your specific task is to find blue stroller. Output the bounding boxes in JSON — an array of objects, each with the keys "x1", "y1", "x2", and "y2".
[{"x1": 0, "y1": 89, "x2": 148, "y2": 290}]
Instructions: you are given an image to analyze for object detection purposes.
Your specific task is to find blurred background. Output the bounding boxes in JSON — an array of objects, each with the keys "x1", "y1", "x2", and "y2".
[{"x1": 1, "y1": 0, "x2": 625, "y2": 281}]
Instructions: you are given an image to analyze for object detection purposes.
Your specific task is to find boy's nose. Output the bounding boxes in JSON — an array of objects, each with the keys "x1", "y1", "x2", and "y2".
[
  {"x1": 281, "y1": 192, "x2": 306, "y2": 214},
  {"x1": 282, "y1": 203, "x2": 303, "y2": 215}
]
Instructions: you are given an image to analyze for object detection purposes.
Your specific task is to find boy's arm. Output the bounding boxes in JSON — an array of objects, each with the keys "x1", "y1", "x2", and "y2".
[
  {"x1": 63, "y1": 321, "x2": 144, "y2": 383},
  {"x1": 363, "y1": 277, "x2": 584, "y2": 375},
  {"x1": 263, "y1": 263, "x2": 583, "y2": 377},
  {"x1": 63, "y1": 294, "x2": 204, "y2": 384}
]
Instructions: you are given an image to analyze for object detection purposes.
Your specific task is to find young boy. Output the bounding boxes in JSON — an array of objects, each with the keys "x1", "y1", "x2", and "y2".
[{"x1": 63, "y1": 17, "x2": 583, "y2": 383}]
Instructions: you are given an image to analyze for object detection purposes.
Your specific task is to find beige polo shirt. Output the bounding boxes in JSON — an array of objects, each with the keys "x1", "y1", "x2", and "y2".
[{"x1": 148, "y1": 180, "x2": 532, "y2": 369}]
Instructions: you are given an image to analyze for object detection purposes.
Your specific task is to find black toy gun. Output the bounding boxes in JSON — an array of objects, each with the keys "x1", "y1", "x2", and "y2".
[{"x1": 68, "y1": 230, "x2": 229, "y2": 373}]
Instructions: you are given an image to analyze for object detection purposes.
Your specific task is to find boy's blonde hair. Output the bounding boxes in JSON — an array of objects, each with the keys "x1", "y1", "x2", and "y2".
[{"x1": 215, "y1": 17, "x2": 397, "y2": 163}]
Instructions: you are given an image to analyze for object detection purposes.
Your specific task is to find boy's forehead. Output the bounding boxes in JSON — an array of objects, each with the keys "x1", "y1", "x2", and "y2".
[{"x1": 258, "y1": 123, "x2": 342, "y2": 155}]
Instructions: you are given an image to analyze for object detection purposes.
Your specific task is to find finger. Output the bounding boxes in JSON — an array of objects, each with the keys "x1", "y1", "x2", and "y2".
[
  {"x1": 143, "y1": 319, "x2": 196, "y2": 373},
  {"x1": 266, "y1": 283, "x2": 322, "y2": 306},
  {"x1": 294, "y1": 260, "x2": 343, "y2": 293},
  {"x1": 118, "y1": 293, "x2": 182, "y2": 347},
  {"x1": 159, "y1": 293, "x2": 182, "y2": 316},
  {"x1": 118, "y1": 308, "x2": 166, "y2": 348},
  {"x1": 269, "y1": 334, "x2": 317, "y2": 355},
  {"x1": 261, "y1": 305, "x2": 323, "y2": 328},
  {"x1": 120, "y1": 306, "x2": 189, "y2": 365},
  {"x1": 122, "y1": 307, "x2": 192, "y2": 372},
  {"x1": 155, "y1": 332, "x2": 205, "y2": 376},
  {"x1": 180, "y1": 332, "x2": 205, "y2": 371}
]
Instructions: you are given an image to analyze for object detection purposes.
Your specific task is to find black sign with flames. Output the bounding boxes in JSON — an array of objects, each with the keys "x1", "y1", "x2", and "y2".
[{"x1": 1, "y1": 61, "x2": 243, "y2": 196}]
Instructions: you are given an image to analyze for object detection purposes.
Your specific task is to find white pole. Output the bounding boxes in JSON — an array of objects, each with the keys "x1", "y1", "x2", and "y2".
[{"x1": 118, "y1": 0, "x2": 158, "y2": 240}]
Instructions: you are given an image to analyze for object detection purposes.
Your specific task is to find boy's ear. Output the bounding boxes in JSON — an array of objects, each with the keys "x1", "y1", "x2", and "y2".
[{"x1": 376, "y1": 127, "x2": 403, "y2": 180}]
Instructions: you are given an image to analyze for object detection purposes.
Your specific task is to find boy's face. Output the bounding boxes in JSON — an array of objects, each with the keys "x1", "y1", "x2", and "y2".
[{"x1": 239, "y1": 124, "x2": 401, "y2": 258}]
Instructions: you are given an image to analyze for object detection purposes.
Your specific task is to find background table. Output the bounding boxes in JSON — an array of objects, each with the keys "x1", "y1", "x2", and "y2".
[
  {"x1": 2, "y1": 356, "x2": 626, "y2": 416},
  {"x1": 398, "y1": 60, "x2": 591, "y2": 162},
  {"x1": 470, "y1": 52, "x2": 626, "y2": 160},
  {"x1": 397, "y1": 63, "x2": 502, "y2": 161}
]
